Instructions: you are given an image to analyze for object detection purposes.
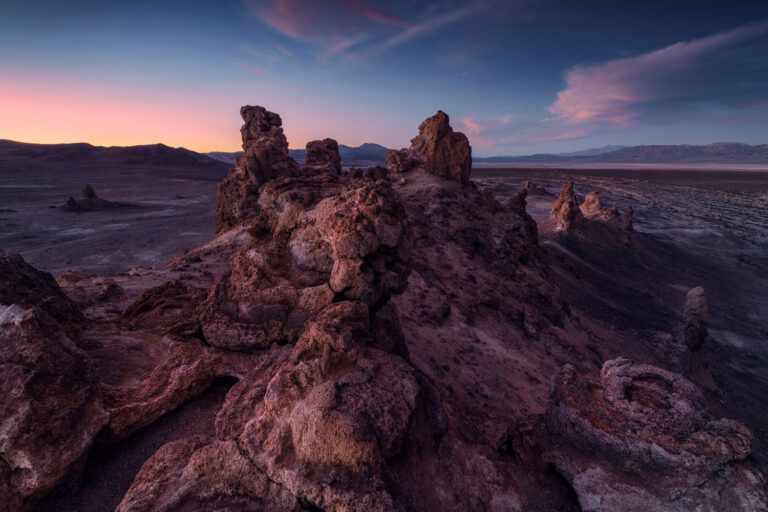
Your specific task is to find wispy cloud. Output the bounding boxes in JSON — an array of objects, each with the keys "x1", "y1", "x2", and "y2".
[
  {"x1": 550, "y1": 20, "x2": 768, "y2": 126},
  {"x1": 242, "y1": 0, "x2": 487, "y2": 62},
  {"x1": 464, "y1": 20, "x2": 768, "y2": 152}
]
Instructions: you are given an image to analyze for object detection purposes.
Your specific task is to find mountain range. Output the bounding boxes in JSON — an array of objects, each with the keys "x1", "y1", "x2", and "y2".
[
  {"x1": 474, "y1": 142, "x2": 768, "y2": 163},
  {"x1": 2, "y1": 140, "x2": 767, "y2": 170}
]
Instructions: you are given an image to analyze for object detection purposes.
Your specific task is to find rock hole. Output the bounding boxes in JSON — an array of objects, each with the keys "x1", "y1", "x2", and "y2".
[
  {"x1": 37, "y1": 376, "x2": 240, "y2": 512},
  {"x1": 543, "y1": 463, "x2": 583, "y2": 512}
]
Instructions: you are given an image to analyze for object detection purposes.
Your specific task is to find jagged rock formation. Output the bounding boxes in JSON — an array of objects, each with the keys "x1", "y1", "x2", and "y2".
[
  {"x1": 216, "y1": 106, "x2": 300, "y2": 232},
  {"x1": 579, "y1": 190, "x2": 633, "y2": 230},
  {"x1": 542, "y1": 358, "x2": 766, "y2": 511},
  {"x1": 305, "y1": 138, "x2": 341, "y2": 174},
  {"x1": 386, "y1": 110, "x2": 471, "y2": 184},
  {"x1": 550, "y1": 181, "x2": 583, "y2": 231},
  {"x1": 683, "y1": 286, "x2": 709, "y2": 350}
]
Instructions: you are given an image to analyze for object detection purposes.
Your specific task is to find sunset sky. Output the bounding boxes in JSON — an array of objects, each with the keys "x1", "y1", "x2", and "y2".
[{"x1": 1, "y1": 0, "x2": 767, "y2": 156}]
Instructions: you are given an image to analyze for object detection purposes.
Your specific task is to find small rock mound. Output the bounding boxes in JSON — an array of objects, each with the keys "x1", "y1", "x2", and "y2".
[
  {"x1": 305, "y1": 138, "x2": 341, "y2": 174},
  {"x1": 386, "y1": 110, "x2": 472, "y2": 184},
  {"x1": 683, "y1": 286, "x2": 708, "y2": 350},
  {"x1": 550, "y1": 182, "x2": 583, "y2": 231},
  {"x1": 543, "y1": 357, "x2": 767, "y2": 511}
]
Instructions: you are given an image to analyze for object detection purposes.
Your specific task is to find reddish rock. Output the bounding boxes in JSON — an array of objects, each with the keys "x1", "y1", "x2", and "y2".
[
  {"x1": 216, "y1": 106, "x2": 299, "y2": 232},
  {"x1": 386, "y1": 111, "x2": 472, "y2": 184},
  {"x1": 411, "y1": 111, "x2": 472, "y2": 184},
  {"x1": 683, "y1": 286, "x2": 708, "y2": 350},
  {"x1": 550, "y1": 182, "x2": 583, "y2": 231},
  {"x1": 0, "y1": 305, "x2": 108, "y2": 511},
  {"x1": 202, "y1": 172, "x2": 411, "y2": 352},
  {"x1": 305, "y1": 138, "x2": 341, "y2": 174},
  {"x1": 543, "y1": 358, "x2": 766, "y2": 511}
]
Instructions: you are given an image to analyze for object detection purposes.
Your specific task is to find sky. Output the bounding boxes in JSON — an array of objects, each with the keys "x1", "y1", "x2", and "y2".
[{"x1": 1, "y1": 0, "x2": 767, "y2": 156}]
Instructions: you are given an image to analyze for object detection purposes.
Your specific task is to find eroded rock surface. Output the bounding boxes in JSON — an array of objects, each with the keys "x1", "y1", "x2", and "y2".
[
  {"x1": 0, "y1": 304, "x2": 108, "y2": 511},
  {"x1": 216, "y1": 105, "x2": 300, "y2": 232},
  {"x1": 305, "y1": 138, "x2": 341, "y2": 174},
  {"x1": 543, "y1": 358, "x2": 767, "y2": 511},
  {"x1": 550, "y1": 181, "x2": 583, "y2": 231},
  {"x1": 386, "y1": 110, "x2": 471, "y2": 184},
  {"x1": 202, "y1": 172, "x2": 411, "y2": 351}
]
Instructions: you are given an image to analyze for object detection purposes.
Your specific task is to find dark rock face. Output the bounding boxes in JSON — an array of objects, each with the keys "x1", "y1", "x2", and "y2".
[
  {"x1": 0, "y1": 305, "x2": 107, "y2": 511},
  {"x1": 386, "y1": 111, "x2": 472, "y2": 184},
  {"x1": 550, "y1": 182, "x2": 583, "y2": 231},
  {"x1": 305, "y1": 138, "x2": 341, "y2": 174},
  {"x1": 216, "y1": 105, "x2": 300, "y2": 232},
  {"x1": 683, "y1": 286, "x2": 708, "y2": 350},
  {"x1": 0, "y1": 250, "x2": 84, "y2": 334},
  {"x1": 543, "y1": 358, "x2": 766, "y2": 511}
]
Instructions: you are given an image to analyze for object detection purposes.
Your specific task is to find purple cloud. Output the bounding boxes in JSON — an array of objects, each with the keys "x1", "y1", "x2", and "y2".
[{"x1": 550, "y1": 20, "x2": 768, "y2": 126}]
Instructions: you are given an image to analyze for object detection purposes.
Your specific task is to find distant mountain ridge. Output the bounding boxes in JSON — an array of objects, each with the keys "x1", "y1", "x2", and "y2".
[
  {"x1": 0, "y1": 139, "x2": 227, "y2": 168},
  {"x1": 207, "y1": 143, "x2": 391, "y2": 167},
  {"x1": 474, "y1": 142, "x2": 768, "y2": 163}
]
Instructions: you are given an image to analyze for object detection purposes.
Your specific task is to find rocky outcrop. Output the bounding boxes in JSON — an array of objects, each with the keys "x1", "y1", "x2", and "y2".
[
  {"x1": 683, "y1": 286, "x2": 708, "y2": 351},
  {"x1": 305, "y1": 138, "x2": 341, "y2": 174},
  {"x1": 386, "y1": 111, "x2": 471, "y2": 184},
  {"x1": 550, "y1": 182, "x2": 583, "y2": 231},
  {"x1": 543, "y1": 358, "x2": 767, "y2": 511},
  {"x1": 62, "y1": 185, "x2": 136, "y2": 212},
  {"x1": 202, "y1": 172, "x2": 412, "y2": 351},
  {"x1": 0, "y1": 305, "x2": 108, "y2": 511},
  {"x1": 579, "y1": 190, "x2": 633, "y2": 230},
  {"x1": 0, "y1": 250, "x2": 84, "y2": 335},
  {"x1": 216, "y1": 106, "x2": 300, "y2": 232}
]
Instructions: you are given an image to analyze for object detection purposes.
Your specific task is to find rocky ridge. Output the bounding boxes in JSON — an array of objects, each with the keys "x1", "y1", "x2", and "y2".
[{"x1": 0, "y1": 106, "x2": 764, "y2": 512}]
